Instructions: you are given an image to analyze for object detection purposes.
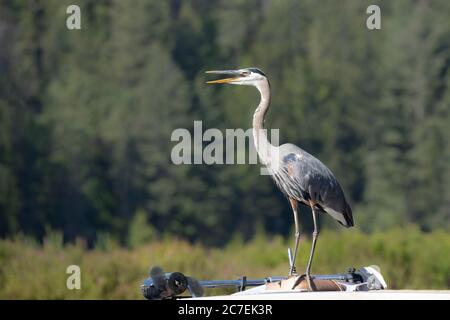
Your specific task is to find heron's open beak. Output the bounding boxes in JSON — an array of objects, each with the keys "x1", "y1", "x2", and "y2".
[{"x1": 205, "y1": 70, "x2": 241, "y2": 84}]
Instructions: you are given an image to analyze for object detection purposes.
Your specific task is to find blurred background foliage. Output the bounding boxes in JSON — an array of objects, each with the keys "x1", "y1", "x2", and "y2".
[
  {"x1": 1, "y1": 227, "x2": 450, "y2": 298},
  {"x1": 1, "y1": 0, "x2": 450, "y2": 296}
]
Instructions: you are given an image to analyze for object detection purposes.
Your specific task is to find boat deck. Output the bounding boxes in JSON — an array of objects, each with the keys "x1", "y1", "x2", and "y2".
[{"x1": 192, "y1": 290, "x2": 450, "y2": 300}]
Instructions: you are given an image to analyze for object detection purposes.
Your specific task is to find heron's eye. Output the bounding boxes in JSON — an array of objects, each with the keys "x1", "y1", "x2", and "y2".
[{"x1": 241, "y1": 71, "x2": 250, "y2": 76}]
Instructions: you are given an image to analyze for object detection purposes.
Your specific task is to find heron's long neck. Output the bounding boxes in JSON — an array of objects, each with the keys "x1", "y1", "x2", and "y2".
[{"x1": 252, "y1": 80, "x2": 273, "y2": 165}]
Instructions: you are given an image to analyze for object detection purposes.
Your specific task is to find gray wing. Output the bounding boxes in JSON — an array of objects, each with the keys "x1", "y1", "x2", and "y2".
[{"x1": 270, "y1": 144, "x2": 354, "y2": 227}]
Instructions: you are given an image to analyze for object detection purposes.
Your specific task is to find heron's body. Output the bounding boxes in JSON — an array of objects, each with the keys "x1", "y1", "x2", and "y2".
[
  {"x1": 206, "y1": 67, "x2": 354, "y2": 290},
  {"x1": 270, "y1": 143, "x2": 353, "y2": 228}
]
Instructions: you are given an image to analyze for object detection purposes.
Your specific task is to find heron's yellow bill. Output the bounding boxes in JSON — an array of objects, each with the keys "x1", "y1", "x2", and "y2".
[{"x1": 206, "y1": 78, "x2": 236, "y2": 84}]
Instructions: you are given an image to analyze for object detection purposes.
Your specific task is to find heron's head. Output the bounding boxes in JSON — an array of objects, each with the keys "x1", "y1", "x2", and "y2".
[{"x1": 205, "y1": 68, "x2": 268, "y2": 87}]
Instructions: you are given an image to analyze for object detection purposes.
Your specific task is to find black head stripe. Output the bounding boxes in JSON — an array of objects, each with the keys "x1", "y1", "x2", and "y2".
[{"x1": 246, "y1": 68, "x2": 266, "y2": 77}]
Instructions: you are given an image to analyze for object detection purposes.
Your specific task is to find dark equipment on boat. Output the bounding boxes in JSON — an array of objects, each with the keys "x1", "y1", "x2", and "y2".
[{"x1": 141, "y1": 265, "x2": 384, "y2": 300}]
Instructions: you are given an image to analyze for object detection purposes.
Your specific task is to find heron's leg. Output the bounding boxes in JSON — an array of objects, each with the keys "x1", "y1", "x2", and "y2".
[
  {"x1": 289, "y1": 198, "x2": 300, "y2": 276},
  {"x1": 305, "y1": 203, "x2": 319, "y2": 291}
]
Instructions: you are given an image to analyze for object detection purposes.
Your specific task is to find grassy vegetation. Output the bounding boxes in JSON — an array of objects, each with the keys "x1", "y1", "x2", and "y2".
[{"x1": 0, "y1": 226, "x2": 449, "y2": 299}]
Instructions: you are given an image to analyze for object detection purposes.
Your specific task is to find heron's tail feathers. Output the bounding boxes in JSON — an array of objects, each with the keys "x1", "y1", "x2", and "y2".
[{"x1": 343, "y1": 202, "x2": 354, "y2": 228}]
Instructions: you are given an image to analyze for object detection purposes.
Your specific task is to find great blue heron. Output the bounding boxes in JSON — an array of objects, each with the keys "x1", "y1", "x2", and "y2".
[{"x1": 206, "y1": 68, "x2": 354, "y2": 290}]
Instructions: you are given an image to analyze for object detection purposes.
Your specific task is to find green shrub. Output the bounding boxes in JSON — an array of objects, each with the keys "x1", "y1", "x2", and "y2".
[{"x1": 0, "y1": 227, "x2": 449, "y2": 299}]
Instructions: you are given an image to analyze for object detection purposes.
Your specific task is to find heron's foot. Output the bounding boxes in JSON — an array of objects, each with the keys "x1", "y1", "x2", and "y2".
[{"x1": 291, "y1": 273, "x2": 314, "y2": 291}]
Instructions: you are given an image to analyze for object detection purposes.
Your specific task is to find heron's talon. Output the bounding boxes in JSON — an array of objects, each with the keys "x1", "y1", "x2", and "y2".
[{"x1": 292, "y1": 273, "x2": 314, "y2": 291}]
